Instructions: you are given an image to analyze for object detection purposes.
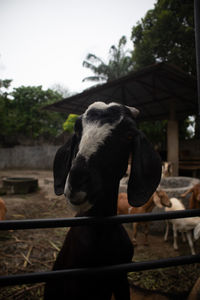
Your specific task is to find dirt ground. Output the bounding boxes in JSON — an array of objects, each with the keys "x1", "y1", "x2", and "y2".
[{"x1": 0, "y1": 170, "x2": 200, "y2": 300}]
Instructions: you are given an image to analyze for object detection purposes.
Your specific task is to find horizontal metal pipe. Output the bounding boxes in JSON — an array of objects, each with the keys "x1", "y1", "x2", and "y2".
[
  {"x1": 0, "y1": 254, "x2": 199, "y2": 287},
  {"x1": 0, "y1": 209, "x2": 200, "y2": 231}
]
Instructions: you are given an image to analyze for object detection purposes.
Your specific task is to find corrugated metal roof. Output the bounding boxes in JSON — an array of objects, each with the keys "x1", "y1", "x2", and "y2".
[{"x1": 44, "y1": 63, "x2": 197, "y2": 121}]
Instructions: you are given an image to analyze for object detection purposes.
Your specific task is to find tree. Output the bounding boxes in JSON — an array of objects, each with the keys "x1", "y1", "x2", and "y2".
[
  {"x1": 82, "y1": 36, "x2": 133, "y2": 83},
  {"x1": 63, "y1": 114, "x2": 79, "y2": 133},
  {"x1": 50, "y1": 83, "x2": 71, "y2": 98},
  {"x1": 12, "y1": 86, "x2": 65, "y2": 138},
  {"x1": 131, "y1": 0, "x2": 196, "y2": 140},
  {"x1": 131, "y1": 0, "x2": 195, "y2": 75},
  {"x1": 0, "y1": 79, "x2": 14, "y2": 145},
  {"x1": 139, "y1": 120, "x2": 167, "y2": 148},
  {"x1": 0, "y1": 85, "x2": 66, "y2": 146},
  {"x1": 0, "y1": 79, "x2": 12, "y2": 91}
]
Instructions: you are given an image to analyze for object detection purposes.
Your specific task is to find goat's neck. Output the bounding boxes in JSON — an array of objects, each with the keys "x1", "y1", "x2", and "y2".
[
  {"x1": 88, "y1": 181, "x2": 119, "y2": 217},
  {"x1": 143, "y1": 197, "x2": 155, "y2": 212}
]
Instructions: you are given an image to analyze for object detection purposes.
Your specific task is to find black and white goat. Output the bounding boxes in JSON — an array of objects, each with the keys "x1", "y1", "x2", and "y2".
[
  {"x1": 164, "y1": 197, "x2": 200, "y2": 255},
  {"x1": 44, "y1": 102, "x2": 162, "y2": 300}
]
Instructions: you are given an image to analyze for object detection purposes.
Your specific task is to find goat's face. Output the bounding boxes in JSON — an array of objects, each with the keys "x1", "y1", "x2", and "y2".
[
  {"x1": 53, "y1": 102, "x2": 162, "y2": 213},
  {"x1": 64, "y1": 102, "x2": 139, "y2": 211},
  {"x1": 153, "y1": 190, "x2": 171, "y2": 208}
]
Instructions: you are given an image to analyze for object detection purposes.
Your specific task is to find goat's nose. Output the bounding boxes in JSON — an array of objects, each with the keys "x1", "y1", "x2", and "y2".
[{"x1": 69, "y1": 191, "x2": 87, "y2": 205}]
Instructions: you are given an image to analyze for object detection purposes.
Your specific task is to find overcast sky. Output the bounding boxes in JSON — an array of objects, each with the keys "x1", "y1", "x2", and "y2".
[{"x1": 1, "y1": 0, "x2": 155, "y2": 94}]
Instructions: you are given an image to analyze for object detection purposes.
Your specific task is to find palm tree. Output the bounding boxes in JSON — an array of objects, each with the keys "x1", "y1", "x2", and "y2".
[{"x1": 82, "y1": 36, "x2": 133, "y2": 83}]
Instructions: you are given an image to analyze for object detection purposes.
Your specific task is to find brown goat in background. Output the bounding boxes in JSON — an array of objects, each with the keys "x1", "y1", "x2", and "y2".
[
  {"x1": 117, "y1": 190, "x2": 171, "y2": 245},
  {"x1": 181, "y1": 184, "x2": 200, "y2": 209},
  {"x1": 0, "y1": 197, "x2": 6, "y2": 220}
]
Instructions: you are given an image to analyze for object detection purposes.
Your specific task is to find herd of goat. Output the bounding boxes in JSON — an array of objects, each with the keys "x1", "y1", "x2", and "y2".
[
  {"x1": 117, "y1": 183, "x2": 200, "y2": 255},
  {"x1": 0, "y1": 102, "x2": 200, "y2": 299},
  {"x1": 1, "y1": 183, "x2": 200, "y2": 254}
]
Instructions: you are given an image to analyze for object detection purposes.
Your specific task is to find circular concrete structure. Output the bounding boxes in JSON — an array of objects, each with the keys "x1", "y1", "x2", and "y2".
[
  {"x1": 159, "y1": 176, "x2": 200, "y2": 206},
  {"x1": 3, "y1": 177, "x2": 38, "y2": 194},
  {"x1": 120, "y1": 176, "x2": 200, "y2": 200},
  {"x1": 119, "y1": 176, "x2": 200, "y2": 234}
]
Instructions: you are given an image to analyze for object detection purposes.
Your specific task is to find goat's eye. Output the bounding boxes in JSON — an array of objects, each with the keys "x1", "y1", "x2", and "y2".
[
  {"x1": 120, "y1": 132, "x2": 133, "y2": 143},
  {"x1": 127, "y1": 135, "x2": 133, "y2": 140},
  {"x1": 125, "y1": 131, "x2": 134, "y2": 141}
]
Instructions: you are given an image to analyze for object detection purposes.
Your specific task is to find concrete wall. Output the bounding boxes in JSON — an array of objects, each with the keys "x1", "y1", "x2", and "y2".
[
  {"x1": 0, "y1": 145, "x2": 60, "y2": 170},
  {"x1": 1, "y1": 139, "x2": 199, "y2": 170}
]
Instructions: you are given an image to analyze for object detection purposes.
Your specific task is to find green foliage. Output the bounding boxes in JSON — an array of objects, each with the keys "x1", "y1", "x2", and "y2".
[
  {"x1": 0, "y1": 85, "x2": 66, "y2": 146},
  {"x1": 50, "y1": 83, "x2": 70, "y2": 98},
  {"x1": 0, "y1": 79, "x2": 12, "y2": 91},
  {"x1": 131, "y1": 0, "x2": 196, "y2": 141},
  {"x1": 131, "y1": 0, "x2": 195, "y2": 74},
  {"x1": 63, "y1": 114, "x2": 78, "y2": 133},
  {"x1": 11, "y1": 86, "x2": 63, "y2": 137},
  {"x1": 140, "y1": 117, "x2": 195, "y2": 148},
  {"x1": 0, "y1": 80, "x2": 15, "y2": 144},
  {"x1": 139, "y1": 120, "x2": 167, "y2": 148},
  {"x1": 82, "y1": 36, "x2": 133, "y2": 83}
]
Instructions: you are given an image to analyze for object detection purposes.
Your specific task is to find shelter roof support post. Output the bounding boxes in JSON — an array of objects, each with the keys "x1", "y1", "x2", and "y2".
[
  {"x1": 167, "y1": 101, "x2": 179, "y2": 176},
  {"x1": 194, "y1": 0, "x2": 200, "y2": 138}
]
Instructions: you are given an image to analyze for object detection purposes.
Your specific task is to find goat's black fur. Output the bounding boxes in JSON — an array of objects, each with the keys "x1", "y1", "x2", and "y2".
[{"x1": 44, "y1": 102, "x2": 162, "y2": 300}]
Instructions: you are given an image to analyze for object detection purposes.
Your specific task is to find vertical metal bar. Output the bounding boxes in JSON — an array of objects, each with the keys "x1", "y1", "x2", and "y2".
[{"x1": 194, "y1": 0, "x2": 200, "y2": 138}]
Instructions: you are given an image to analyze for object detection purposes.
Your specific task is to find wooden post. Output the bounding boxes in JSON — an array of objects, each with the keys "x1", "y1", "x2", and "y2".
[{"x1": 167, "y1": 102, "x2": 179, "y2": 176}]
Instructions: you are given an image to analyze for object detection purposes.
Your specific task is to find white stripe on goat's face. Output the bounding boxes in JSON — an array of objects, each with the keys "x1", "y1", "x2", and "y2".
[{"x1": 78, "y1": 102, "x2": 123, "y2": 161}]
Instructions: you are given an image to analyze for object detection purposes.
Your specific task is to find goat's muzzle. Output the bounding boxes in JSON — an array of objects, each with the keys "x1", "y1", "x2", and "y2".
[
  {"x1": 64, "y1": 157, "x2": 94, "y2": 212},
  {"x1": 64, "y1": 181, "x2": 92, "y2": 212}
]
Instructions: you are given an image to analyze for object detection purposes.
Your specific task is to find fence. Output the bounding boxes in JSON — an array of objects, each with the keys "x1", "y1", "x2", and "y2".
[
  {"x1": 0, "y1": 0, "x2": 200, "y2": 291},
  {"x1": 0, "y1": 209, "x2": 200, "y2": 287}
]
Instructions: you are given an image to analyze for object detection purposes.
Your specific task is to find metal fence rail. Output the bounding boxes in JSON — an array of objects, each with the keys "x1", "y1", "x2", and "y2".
[
  {"x1": 0, "y1": 209, "x2": 200, "y2": 287},
  {"x1": 0, "y1": 255, "x2": 200, "y2": 287},
  {"x1": 1, "y1": 209, "x2": 200, "y2": 230}
]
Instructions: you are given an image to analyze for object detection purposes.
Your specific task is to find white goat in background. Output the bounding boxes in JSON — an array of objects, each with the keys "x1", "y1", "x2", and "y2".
[{"x1": 164, "y1": 197, "x2": 200, "y2": 255}]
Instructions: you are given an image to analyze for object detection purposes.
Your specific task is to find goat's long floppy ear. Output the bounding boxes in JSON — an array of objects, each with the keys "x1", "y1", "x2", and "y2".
[
  {"x1": 128, "y1": 132, "x2": 162, "y2": 207},
  {"x1": 53, "y1": 135, "x2": 77, "y2": 196}
]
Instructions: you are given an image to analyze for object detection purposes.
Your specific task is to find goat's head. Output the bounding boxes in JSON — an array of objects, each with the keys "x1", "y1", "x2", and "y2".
[
  {"x1": 53, "y1": 102, "x2": 162, "y2": 213},
  {"x1": 153, "y1": 190, "x2": 171, "y2": 208}
]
